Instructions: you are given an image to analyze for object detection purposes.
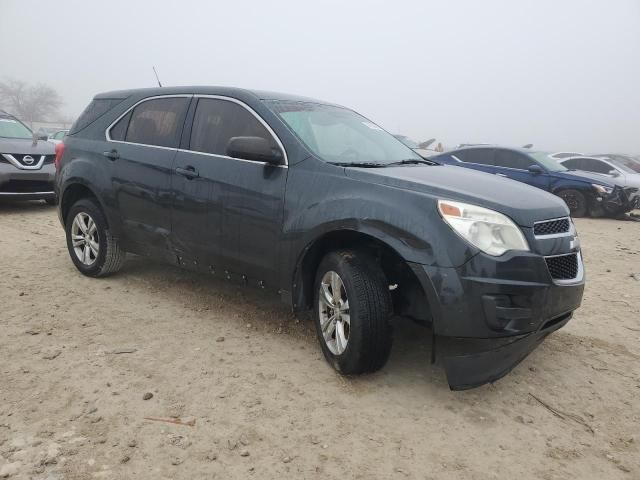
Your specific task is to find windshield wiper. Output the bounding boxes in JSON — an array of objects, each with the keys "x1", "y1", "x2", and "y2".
[
  {"x1": 330, "y1": 162, "x2": 386, "y2": 168},
  {"x1": 386, "y1": 158, "x2": 436, "y2": 166}
]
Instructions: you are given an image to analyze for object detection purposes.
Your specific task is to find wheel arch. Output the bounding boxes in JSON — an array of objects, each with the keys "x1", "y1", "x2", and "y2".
[
  {"x1": 60, "y1": 182, "x2": 113, "y2": 231},
  {"x1": 291, "y1": 228, "x2": 432, "y2": 324}
]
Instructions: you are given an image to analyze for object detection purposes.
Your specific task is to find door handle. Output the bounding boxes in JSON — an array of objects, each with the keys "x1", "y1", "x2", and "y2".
[
  {"x1": 103, "y1": 149, "x2": 120, "y2": 161},
  {"x1": 175, "y1": 166, "x2": 199, "y2": 179},
  {"x1": 496, "y1": 173, "x2": 508, "y2": 177}
]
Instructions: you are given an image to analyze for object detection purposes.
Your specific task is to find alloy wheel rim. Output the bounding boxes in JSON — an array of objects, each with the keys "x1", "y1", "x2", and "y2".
[
  {"x1": 71, "y1": 212, "x2": 99, "y2": 266},
  {"x1": 318, "y1": 271, "x2": 350, "y2": 355}
]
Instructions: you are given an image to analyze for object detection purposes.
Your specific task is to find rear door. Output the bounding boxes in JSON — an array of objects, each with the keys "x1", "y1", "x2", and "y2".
[
  {"x1": 170, "y1": 96, "x2": 288, "y2": 288},
  {"x1": 106, "y1": 95, "x2": 191, "y2": 256}
]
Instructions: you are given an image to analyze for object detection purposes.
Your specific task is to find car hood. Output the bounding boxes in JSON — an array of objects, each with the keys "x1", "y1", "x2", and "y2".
[
  {"x1": 344, "y1": 164, "x2": 569, "y2": 227},
  {"x1": 0, "y1": 138, "x2": 55, "y2": 155}
]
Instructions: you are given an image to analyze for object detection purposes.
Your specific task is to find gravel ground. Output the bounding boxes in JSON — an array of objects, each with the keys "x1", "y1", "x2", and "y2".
[{"x1": 0, "y1": 201, "x2": 639, "y2": 479}]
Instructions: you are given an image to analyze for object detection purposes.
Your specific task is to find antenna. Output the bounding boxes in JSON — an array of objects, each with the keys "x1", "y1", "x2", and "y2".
[{"x1": 152, "y1": 66, "x2": 163, "y2": 87}]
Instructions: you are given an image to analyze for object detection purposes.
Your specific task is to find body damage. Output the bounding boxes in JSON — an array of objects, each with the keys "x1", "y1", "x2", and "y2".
[{"x1": 56, "y1": 86, "x2": 585, "y2": 389}]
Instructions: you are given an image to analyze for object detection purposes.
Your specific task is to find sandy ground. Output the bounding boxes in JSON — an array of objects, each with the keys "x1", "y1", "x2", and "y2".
[{"x1": 0, "y1": 201, "x2": 639, "y2": 480}]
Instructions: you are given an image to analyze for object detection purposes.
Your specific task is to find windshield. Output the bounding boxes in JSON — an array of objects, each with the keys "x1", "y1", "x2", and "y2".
[
  {"x1": 266, "y1": 101, "x2": 422, "y2": 165},
  {"x1": 0, "y1": 116, "x2": 33, "y2": 139},
  {"x1": 530, "y1": 152, "x2": 567, "y2": 172}
]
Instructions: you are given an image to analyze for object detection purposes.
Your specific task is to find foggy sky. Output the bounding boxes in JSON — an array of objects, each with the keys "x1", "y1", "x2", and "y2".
[{"x1": 1, "y1": 0, "x2": 639, "y2": 153}]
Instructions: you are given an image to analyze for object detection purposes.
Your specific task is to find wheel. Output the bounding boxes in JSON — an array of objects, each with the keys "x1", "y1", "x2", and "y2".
[
  {"x1": 65, "y1": 198, "x2": 126, "y2": 277},
  {"x1": 45, "y1": 198, "x2": 57, "y2": 206},
  {"x1": 557, "y1": 189, "x2": 588, "y2": 217},
  {"x1": 313, "y1": 250, "x2": 392, "y2": 374}
]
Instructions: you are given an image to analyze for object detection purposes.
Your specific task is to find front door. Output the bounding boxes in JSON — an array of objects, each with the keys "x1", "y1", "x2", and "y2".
[
  {"x1": 170, "y1": 96, "x2": 287, "y2": 288},
  {"x1": 493, "y1": 149, "x2": 551, "y2": 190}
]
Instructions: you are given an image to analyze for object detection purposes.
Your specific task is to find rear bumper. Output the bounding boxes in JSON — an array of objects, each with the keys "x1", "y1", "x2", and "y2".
[
  {"x1": 0, "y1": 163, "x2": 55, "y2": 200},
  {"x1": 409, "y1": 250, "x2": 584, "y2": 390}
]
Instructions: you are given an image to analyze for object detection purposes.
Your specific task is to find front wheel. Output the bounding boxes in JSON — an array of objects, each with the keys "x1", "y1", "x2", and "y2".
[
  {"x1": 557, "y1": 189, "x2": 588, "y2": 217},
  {"x1": 65, "y1": 198, "x2": 126, "y2": 277},
  {"x1": 313, "y1": 250, "x2": 392, "y2": 374}
]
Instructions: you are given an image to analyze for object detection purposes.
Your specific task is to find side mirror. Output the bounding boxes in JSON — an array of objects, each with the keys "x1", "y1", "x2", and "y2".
[
  {"x1": 527, "y1": 164, "x2": 544, "y2": 175},
  {"x1": 225, "y1": 136, "x2": 283, "y2": 164},
  {"x1": 34, "y1": 130, "x2": 49, "y2": 141},
  {"x1": 608, "y1": 169, "x2": 620, "y2": 177}
]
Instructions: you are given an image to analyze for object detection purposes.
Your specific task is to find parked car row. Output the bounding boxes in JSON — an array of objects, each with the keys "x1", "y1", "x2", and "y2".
[{"x1": 431, "y1": 146, "x2": 639, "y2": 217}]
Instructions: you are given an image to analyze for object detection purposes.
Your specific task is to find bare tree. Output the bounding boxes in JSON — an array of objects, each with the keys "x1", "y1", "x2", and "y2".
[{"x1": 0, "y1": 78, "x2": 63, "y2": 128}]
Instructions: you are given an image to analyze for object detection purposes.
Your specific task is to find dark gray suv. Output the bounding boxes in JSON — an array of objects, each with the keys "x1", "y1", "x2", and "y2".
[
  {"x1": 0, "y1": 110, "x2": 56, "y2": 203},
  {"x1": 55, "y1": 86, "x2": 585, "y2": 390}
]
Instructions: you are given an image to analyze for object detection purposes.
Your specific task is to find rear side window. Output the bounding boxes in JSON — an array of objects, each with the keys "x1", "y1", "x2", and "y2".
[
  {"x1": 454, "y1": 149, "x2": 494, "y2": 165},
  {"x1": 70, "y1": 98, "x2": 124, "y2": 134},
  {"x1": 124, "y1": 97, "x2": 190, "y2": 148},
  {"x1": 494, "y1": 150, "x2": 532, "y2": 170},
  {"x1": 189, "y1": 98, "x2": 278, "y2": 157}
]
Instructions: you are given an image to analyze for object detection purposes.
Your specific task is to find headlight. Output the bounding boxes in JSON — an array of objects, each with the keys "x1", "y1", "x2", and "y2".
[
  {"x1": 437, "y1": 200, "x2": 529, "y2": 256},
  {"x1": 592, "y1": 184, "x2": 613, "y2": 195}
]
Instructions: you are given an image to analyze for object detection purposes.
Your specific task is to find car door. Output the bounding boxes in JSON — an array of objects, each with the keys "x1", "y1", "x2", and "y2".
[
  {"x1": 492, "y1": 149, "x2": 551, "y2": 190},
  {"x1": 170, "y1": 96, "x2": 288, "y2": 288},
  {"x1": 106, "y1": 95, "x2": 191, "y2": 255}
]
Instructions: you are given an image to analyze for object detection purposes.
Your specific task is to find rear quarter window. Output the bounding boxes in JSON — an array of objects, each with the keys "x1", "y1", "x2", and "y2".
[{"x1": 69, "y1": 98, "x2": 125, "y2": 135}]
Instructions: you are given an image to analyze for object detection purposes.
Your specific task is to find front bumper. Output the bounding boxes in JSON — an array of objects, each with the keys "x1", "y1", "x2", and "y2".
[
  {"x1": 409, "y1": 249, "x2": 584, "y2": 390},
  {"x1": 601, "y1": 185, "x2": 639, "y2": 214},
  {"x1": 0, "y1": 163, "x2": 56, "y2": 200}
]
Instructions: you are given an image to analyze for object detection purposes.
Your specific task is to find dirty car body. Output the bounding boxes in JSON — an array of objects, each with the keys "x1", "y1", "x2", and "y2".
[{"x1": 56, "y1": 87, "x2": 585, "y2": 389}]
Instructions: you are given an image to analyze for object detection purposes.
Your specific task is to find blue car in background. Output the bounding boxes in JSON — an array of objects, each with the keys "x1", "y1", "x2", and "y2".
[{"x1": 432, "y1": 146, "x2": 638, "y2": 217}]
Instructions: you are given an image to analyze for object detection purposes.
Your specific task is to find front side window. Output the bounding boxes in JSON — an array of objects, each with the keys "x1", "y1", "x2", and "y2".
[
  {"x1": 265, "y1": 101, "x2": 421, "y2": 165},
  {"x1": 529, "y1": 152, "x2": 567, "y2": 172},
  {"x1": 120, "y1": 97, "x2": 189, "y2": 148},
  {"x1": 189, "y1": 98, "x2": 278, "y2": 158},
  {"x1": 0, "y1": 116, "x2": 32, "y2": 139},
  {"x1": 494, "y1": 149, "x2": 533, "y2": 170},
  {"x1": 583, "y1": 158, "x2": 613, "y2": 174}
]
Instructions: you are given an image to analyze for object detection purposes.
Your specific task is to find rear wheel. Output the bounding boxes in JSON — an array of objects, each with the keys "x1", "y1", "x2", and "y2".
[
  {"x1": 557, "y1": 189, "x2": 588, "y2": 217},
  {"x1": 65, "y1": 198, "x2": 126, "y2": 277},
  {"x1": 313, "y1": 250, "x2": 392, "y2": 374}
]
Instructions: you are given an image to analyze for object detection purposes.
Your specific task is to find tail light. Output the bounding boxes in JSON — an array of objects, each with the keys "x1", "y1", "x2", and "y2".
[{"x1": 54, "y1": 142, "x2": 65, "y2": 170}]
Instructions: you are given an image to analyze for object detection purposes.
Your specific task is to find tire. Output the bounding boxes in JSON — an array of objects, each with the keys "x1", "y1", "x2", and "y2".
[
  {"x1": 557, "y1": 189, "x2": 588, "y2": 217},
  {"x1": 45, "y1": 198, "x2": 57, "y2": 206},
  {"x1": 313, "y1": 250, "x2": 392, "y2": 374},
  {"x1": 65, "y1": 198, "x2": 126, "y2": 277}
]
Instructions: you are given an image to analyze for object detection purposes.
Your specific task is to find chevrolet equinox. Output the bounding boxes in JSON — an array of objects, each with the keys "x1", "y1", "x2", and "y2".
[{"x1": 55, "y1": 87, "x2": 585, "y2": 389}]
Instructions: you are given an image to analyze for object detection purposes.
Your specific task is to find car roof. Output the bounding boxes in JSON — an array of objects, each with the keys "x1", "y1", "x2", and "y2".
[
  {"x1": 450, "y1": 145, "x2": 540, "y2": 155},
  {"x1": 94, "y1": 86, "x2": 340, "y2": 106}
]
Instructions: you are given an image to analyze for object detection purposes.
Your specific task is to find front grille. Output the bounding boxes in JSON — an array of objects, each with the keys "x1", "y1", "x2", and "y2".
[
  {"x1": 0, "y1": 180, "x2": 53, "y2": 193},
  {"x1": 534, "y1": 217, "x2": 570, "y2": 236},
  {"x1": 42, "y1": 155, "x2": 55, "y2": 165},
  {"x1": 11, "y1": 154, "x2": 41, "y2": 167},
  {"x1": 545, "y1": 253, "x2": 579, "y2": 280}
]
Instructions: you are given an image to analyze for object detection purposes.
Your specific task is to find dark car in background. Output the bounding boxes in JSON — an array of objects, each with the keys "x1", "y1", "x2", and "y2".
[
  {"x1": 55, "y1": 86, "x2": 585, "y2": 390},
  {"x1": 0, "y1": 110, "x2": 56, "y2": 204},
  {"x1": 433, "y1": 146, "x2": 635, "y2": 217}
]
